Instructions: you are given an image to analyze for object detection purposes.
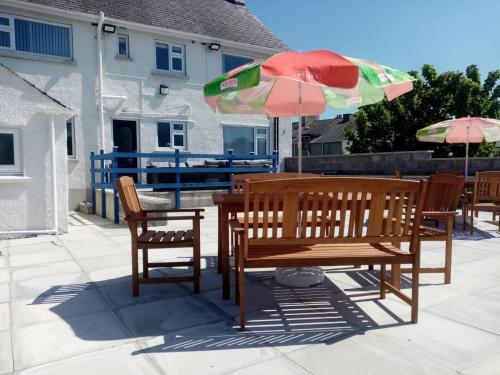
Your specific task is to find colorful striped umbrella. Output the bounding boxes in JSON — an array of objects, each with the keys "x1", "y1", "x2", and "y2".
[{"x1": 417, "y1": 116, "x2": 500, "y2": 175}]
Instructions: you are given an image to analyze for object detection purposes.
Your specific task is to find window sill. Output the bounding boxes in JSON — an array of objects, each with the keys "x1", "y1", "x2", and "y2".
[
  {"x1": 67, "y1": 157, "x2": 79, "y2": 162},
  {"x1": 115, "y1": 55, "x2": 133, "y2": 61},
  {"x1": 0, "y1": 49, "x2": 75, "y2": 65},
  {"x1": 154, "y1": 148, "x2": 186, "y2": 153},
  {"x1": 151, "y1": 69, "x2": 189, "y2": 80},
  {"x1": 0, "y1": 176, "x2": 31, "y2": 184}
]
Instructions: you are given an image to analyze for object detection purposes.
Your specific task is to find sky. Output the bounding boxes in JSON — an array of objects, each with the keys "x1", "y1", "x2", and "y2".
[{"x1": 247, "y1": 0, "x2": 500, "y2": 118}]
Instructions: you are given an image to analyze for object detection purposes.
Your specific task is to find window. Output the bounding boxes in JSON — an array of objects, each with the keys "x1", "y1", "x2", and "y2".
[
  {"x1": 0, "y1": 128, "x2": 21, "y2": 174},
  {"x1": 157, "y1": 122, "x2": 186, "y2": 150},
  {"x1": 0, "y1": 14, "x2": 71, "y2": 58},
  {"x1": 66, "y1": 117, "x2": 75, "y2": 158},
  {"x1": 223, "y1": 126, "x2": 268, "y2": 155},
  {"x1": 222, "y1": 53, "x2": 253, "y2": 73},
  {"x1": 117, "y1": 34, "x2": 129, "y2": 57},
  {"x1": 155, "y1": 42, "x2": 184, "y2": 73}
]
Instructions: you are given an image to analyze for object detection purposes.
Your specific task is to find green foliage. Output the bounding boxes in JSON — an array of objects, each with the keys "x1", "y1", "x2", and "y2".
[{"x1": 345, "y1": 64, "x2": 500, "y2": 157}]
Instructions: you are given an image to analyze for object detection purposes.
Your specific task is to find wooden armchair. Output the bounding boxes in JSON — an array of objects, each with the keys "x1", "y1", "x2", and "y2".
[
  {"x1": 463, "y1": 171, "x2": 500, "y2": 234},
  {"x1": 116, "y1": 176, "x2": 204, "y2": 296},
  {"x1": 400, "y1": 174, "x2": 464, "y2": 284}
]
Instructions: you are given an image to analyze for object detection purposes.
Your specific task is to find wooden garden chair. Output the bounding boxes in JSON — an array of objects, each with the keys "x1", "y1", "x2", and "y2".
[
  {"x1": 463, "y1": 171, "x2": 500, "y2": 234},
  {"x1": 399, "y1": 174, "x2": 464, "y2": 284},
  {"x1": 231, "y1": 172, "x2": 319, "y2": 193},
  {"x1": 116, "y1": 176, "x2": 204, "y2": 296}
]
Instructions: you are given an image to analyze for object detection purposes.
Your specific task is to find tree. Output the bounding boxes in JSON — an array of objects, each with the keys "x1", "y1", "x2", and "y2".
[{"x1": 345, "y1": 64, "x2": 500, "y2": 157}]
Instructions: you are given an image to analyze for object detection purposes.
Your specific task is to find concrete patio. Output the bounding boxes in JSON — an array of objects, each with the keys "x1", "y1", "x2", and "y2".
[{"x1": 0, "y1": 207, "x2": 499, "y2": 375}]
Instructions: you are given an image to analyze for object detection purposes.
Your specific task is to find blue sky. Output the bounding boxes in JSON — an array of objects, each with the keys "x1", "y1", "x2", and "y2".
[{"x1": 247, "y1": 0, "x2": 500, "y2": 118}]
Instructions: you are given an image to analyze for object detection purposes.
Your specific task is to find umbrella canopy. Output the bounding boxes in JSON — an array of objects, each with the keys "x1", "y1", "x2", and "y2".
[
  {"x1": 323, "y1": 57, "x2": 415, "y2": 109},
  {"x1": 204, "y1": 50, "x2": 360, "y2": 117},
  {"x1": 416, "y1": 116, "x2": 500, "y2": 175}
]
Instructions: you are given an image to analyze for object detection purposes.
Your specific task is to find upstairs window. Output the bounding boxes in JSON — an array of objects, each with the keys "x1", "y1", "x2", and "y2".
[
  {"x1": 0, "y1": 14, "x2": 72, "y2": 59},
  {"x1": 222, "y1": 53, "x2": 253, "y2": 73},
  {"x1": 117, "y1": 34, "x2": 129, "y2": 57},
  {"x1": 157, "y1": 121, "x2": 186, "y2": 150},
  {"x1": 155, "y1": 41, "x2": 184, "y2": 73},
  {"x1": 0, "y1": 128, "x2": 22, "y2": 174}
]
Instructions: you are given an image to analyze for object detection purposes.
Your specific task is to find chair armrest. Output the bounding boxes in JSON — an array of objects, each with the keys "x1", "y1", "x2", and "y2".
[
  {"x1": 422, "y1": 211, "x2": 457, "y2": 218},
  {"x1": 143, "y1": 208, "x2": 205, "y2": 214},
  {"x1": 126, "y1": 215, "x2": 204, "y2": 222}
]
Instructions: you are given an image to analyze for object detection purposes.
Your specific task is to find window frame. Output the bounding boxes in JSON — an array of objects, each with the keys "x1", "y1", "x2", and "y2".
[
  {"x1": 0, "y1": 13, "x2": 73, "y2": 59},
  {"x1": 222, "y1": 52, "x2": 253, "y2": 73},
  {"x1": 66, "y1": 117, "x2": 76, "y2": 159},
  {"x1": 0, "y1": 128, "x2": 22, "y2": 175},
  {"x1": 222, "y1": 125, "x2": 269, "y2": 155},
  {"x1": 155, "y1": 40, "x2": 185, "y2": 73},
  {"x1": 117, "y1": 33, "x2": 129, "y2": 58},
  {"x1": 156, "y1": 121, "x2": 187, "y2": 151}
]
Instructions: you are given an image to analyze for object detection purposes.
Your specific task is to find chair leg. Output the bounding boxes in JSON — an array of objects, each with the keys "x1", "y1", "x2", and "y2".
[
  {"x1": 411, "y1": 244, "x2": 421, "y2": 323},
  {"x1": 380, "y1": 264, "x2": 386, "y2": 299},
  {"x1": 238, "y1": 261, "x2": 246, "y2": 331},
  {"x1": 444, "y1": 217, "x2": 453, "y2": 284},
  {"x1": 142, "y1": 249, "x2": 149, "y2": 279},
  {"x1": 131, "y1": 243, "x2": 139, "y2": 297},
  {"x1": 462, "y1": 206, "x2": 466, "y2": 231},
  {"x1": 234, "y1": 246, "x2": 240, "y2": 306},
  {"x1": 368, "y1": 264, "x2": 374, "y2": 271},
  {"x1": 391, "y1": 263, "x2": 401, "y2": 290},
  {"x1": 193, "y1": 244, "x2": 200, "y2": 295},
  {"x1": 469, "y1": 207, "x2": 474, "y2": 235}
]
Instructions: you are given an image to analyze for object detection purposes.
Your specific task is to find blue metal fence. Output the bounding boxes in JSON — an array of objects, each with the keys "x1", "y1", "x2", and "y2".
[{"x1": 90, "y1": 148, "x2": 278, "y2": 223}]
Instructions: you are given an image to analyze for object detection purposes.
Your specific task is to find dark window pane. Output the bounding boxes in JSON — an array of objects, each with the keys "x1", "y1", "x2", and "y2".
[
  {"x1": 0, "y1": 133, "x2": 14, "y2": 165},
  {"x1": 172, "y1": 57, "x2": 183, "y2": 71},
  {"x1": 173, "y1": 123, "x2": 184, "y2": 131},
  {"x1": 14, "y1": 19, "x2": 71, "y2": 58},
  {"x1": 0, "y1": 31, "x2": 10, "y2": 48},
  {"x1": 118, "y1": 36, "x2": 127, "y2": 56},
  {"x1": 157, "y1": 122, "x2": 171, "y2": 147},
  {"x1": 172, "y1": 46, "x2": 182, "y2": 54},
  {"x1": 173, "y1": 134, "x2": 184, "y2": 147},
  {"x1": 223, "y1": 54, "x2": 252, "y2": 73},
  {"x1": 256, "y1": 137, "x2": 267, "y2": 155},
  {"x1": 66, "y1": 120, "x2": 73, "y2": 156},
  {"x1": 156, "y1": 43, "x2": 169, "y2": 70},
  {"x1": 223, "y1": 126, "x2": 254, "y2": 154},
  {"x1": 0, "y1": 17, "x2": 9, "y2": 26}
]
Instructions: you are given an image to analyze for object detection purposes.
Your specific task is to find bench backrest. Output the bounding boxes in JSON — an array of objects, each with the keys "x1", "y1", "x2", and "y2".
[
  {"x1": 435, "y1": 169, "x2": 462, "y2": 176},
  {"x1": 116, "y1": 176, "x2": 144, "y2": 231},
  {"x1": 241, "y1": 177, "x2": 427, "y2": 253},
  {"x1": 474, "y1": 171, "x2": 500, "y2": 203},
  {"x1": 232, "y1": 172, "x2": 319, "y2": 193},
  {"x1": 424, "y1": 174, "x2": 465, "y2": 212}
]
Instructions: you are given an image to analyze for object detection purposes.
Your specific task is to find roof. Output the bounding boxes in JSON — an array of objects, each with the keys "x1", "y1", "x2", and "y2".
[
  {"x1": 293, "y1": 115, "x2": 355, "y2": 142},
  {"x1": 0, "y1": 62, "x2": 73, "y2": 112},
  {"x1": 17, "y1": 0, "x2": 289, "y2": 51}
]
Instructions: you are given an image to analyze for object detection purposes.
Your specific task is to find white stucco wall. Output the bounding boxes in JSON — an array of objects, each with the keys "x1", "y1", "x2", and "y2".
[
  {"x1": 0, "y1": 4, "x2": 292, "y2": 210},
  {"x1": 0, "y1": 66, "x2": 70, "y2": 233}
]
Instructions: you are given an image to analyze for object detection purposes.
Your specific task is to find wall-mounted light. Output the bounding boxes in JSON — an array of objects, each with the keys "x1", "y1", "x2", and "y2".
[
  {"x1": 102, "y1": 24, "x2": 116, "y2": 33},
  {"x1": 159, "y1": 84, "x2": 169, "y2": 96},
  {"x1": 208, "y1": 43, "x2": 221, "y2": 51}
]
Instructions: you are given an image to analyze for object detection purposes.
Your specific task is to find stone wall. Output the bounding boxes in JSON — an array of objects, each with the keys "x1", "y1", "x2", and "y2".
[{"x1": 284, "y1": 150, "x2": 500, "y2": 176}]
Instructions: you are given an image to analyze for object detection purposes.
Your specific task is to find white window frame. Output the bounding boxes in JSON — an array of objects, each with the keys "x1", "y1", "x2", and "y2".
[
  {"x1": 66, "y1": 117, "x2": 76, "y2": 158},
  {"x1": 0, "y1": 128, "x2": 22, "y2": 175},
  {"x1": 117, "y1": 34, "x2": 129, "y2": 57},
  {"x1": 0, "y1": 13, "x2": 72, "y2": 59},
  {"x1": 156, "y1": 121, "x2": 187, "y2": 151},
  {"x1": 222, "y1": 52, "x2": 254, "y2": 73},
  {"x1": 222, "y1": 125, "x2": 269, "y2": 154},
  {"x1": 155, "y1": 41, "x2": 185, "y2": 73}
]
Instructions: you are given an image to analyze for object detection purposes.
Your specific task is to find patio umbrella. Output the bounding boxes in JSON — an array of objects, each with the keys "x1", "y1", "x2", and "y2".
[
  {"x1": 323, "y1": 56, "x2": 415, "y2": 109},
  {"x1": 416, "y1": 116, "x2": 500, "y2": 176},
  {"x1": 204, "y1": 50, "x2": 360, "y2": 172}
]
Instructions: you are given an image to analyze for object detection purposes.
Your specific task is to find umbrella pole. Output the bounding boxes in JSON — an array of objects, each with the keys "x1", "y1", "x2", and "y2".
[
  {"x1": 465, "y1": 118, "x2": 470, "y2": 177},
  {"x1": 297, "y1": 81, "x2": 303, "y2": 173}
]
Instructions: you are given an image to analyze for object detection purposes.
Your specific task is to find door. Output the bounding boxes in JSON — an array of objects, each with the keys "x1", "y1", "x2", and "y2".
[{"x1": 113, "y1": 120, "x2": 138, "y2": 182}]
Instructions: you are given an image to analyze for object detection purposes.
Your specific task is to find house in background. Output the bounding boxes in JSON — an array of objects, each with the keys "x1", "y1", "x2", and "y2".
[
  {"x1": 0, "y1": 0, "x2": 291, "y2": 221},
  {"x1": 292, "y1": 114, "x2": 355, "y2": 156}
]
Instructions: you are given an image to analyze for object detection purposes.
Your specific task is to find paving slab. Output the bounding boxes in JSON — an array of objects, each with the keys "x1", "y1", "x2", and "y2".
[
  {"x1": 12, "y1": 311, "x2": 132, "y2": 370},
  {"x1": 459, "y1": 352, "x2": 500, "y2": 375},
  {"x1": 229, "y1": 356, "x2": 310, "y2": 375},
  {"x1": 17, "y1": 343, "x2": 160, "y2": 375},
  {"x1": 0, "y1": 283, "x2": 9, "y2": 304},
  {"x1": 0, "y1": 269, "x2": 9, "y2": 284},
  {"x1": 10, "y1": 273, "x2": 90, "y2": 301},
  {"x1": 10, "y1": 260, "x2": 81, "y2": 282},
  {"x1": 11, "y1": 288, "x2": 110, "y2": 328},
  {"x1": 137, "y1": 321, "x2": 281, "y2": 375},
  {"x1": 0, "y1": 254, "x2": 7, "y2": 269},
  {"x1": 8, "y1": 249, "x2": 71, "y2": 268},
  {"x1": 0, "y1": 330, "x2": 13, "y2": 374},
  {"x1": 0, "y1": 303, "x2": 9, "y2": 331}
]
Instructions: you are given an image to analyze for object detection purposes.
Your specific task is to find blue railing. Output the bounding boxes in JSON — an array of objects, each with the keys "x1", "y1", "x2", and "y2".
[{"x1": 90, "y1": 148, "x2": 278, "y2": 223}]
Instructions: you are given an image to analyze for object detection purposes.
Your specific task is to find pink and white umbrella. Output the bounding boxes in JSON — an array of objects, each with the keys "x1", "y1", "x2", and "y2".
[{"x1": 417, "y1": 116, "x2": 500, "y2": 175}]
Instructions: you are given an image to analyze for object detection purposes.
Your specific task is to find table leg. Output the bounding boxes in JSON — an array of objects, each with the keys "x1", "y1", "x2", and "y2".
[{"x1": 221, "y1": 207, "x2": 230, "y2": 299}]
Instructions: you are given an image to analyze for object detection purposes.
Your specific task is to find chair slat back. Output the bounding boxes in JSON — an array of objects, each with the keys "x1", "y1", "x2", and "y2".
[
  {"x1": 474, "y1": 171, "x2": 500, "y2": 203},
  {"x1": 242, "y1": 177, "x2": 427, "y2": 253},
  {"x1": 424, "y1": 174, "x2": 465, "y2": 212},
  {"x1": 116, "y1": 176, "x2": 144, "y2": 229},
  {"x1": 232, "y1": 172, "x2": 319, "y2": 193}
]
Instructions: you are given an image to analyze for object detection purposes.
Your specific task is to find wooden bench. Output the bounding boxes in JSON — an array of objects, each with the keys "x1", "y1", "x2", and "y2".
[{"x1": 231, "y1": 177, "x2": 428, "y2": 331}]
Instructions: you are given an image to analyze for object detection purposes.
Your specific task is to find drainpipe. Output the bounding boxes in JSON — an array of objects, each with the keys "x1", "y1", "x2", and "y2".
[{"x1": 97, "y1": 11, "x2": 105, "y2": 151}]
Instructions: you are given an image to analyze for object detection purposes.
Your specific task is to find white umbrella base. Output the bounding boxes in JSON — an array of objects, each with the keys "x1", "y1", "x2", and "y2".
[{"x1": 275, "y1": 266, "x2": 325, "y2": 288}]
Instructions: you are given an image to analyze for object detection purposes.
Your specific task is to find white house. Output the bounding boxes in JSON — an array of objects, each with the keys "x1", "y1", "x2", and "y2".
[
  {"x1": 0, "y1": 0, "x2": 291, "y2": 231},
  {"x1": 0, "y1": 63, "x2": 73, "y2": 235}
]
